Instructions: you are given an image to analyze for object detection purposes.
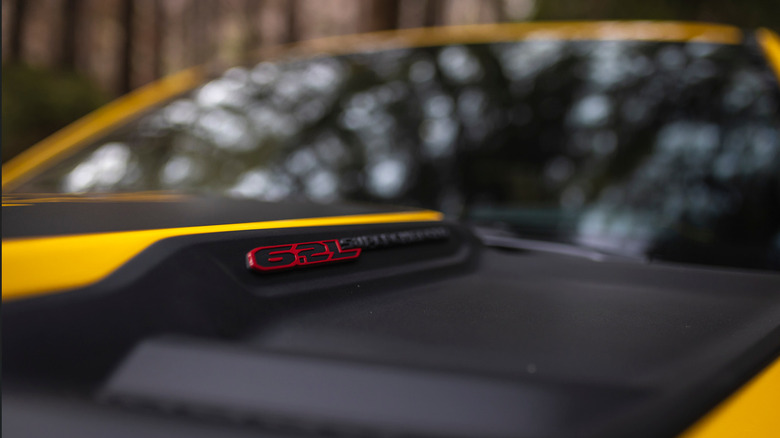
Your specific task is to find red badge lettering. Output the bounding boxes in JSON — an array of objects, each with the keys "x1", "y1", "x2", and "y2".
[{"x1": 247, "y1": 240, "x2": 361, "y2": 272}]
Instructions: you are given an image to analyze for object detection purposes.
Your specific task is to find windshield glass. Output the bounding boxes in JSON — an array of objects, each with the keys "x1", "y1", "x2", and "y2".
[{"x1": 12, "y1": 39, "x2": 780, "y2": 270}]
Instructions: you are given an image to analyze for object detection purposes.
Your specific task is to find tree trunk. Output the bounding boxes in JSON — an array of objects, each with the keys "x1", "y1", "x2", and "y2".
[
  {"x1": 492, "y1": 0, "x2": 505, "y2": 22},
  {"x1": 192, "y1": 0, "x2": 211, "y2": 66},
  {"x1": 119, "y1": 0, "x2": 135, "y2": 93},
  {"x1": 153, "y1": 0, "x2": 165, "y2": 79},
  {"x1": 61, "y1": 0, "x2": 81, "y2": 69},
  {"x1": 362, "y1": 0, "x2": 400, "y2": 32},
  {"x1": 8, "y1": 0, "x2": 29, "y2": 61},
  {"x1": 283, "y1": 0, "x2": 297, "y2": 43},
  {"x1": 244, "y1": 0, "x2": 264, "y2": 61},
  {"x1": 423, "y1": 0, "x2": 443, "y2": 27}
]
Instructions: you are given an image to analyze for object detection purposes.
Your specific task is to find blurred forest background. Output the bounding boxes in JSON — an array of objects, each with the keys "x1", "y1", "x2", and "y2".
[{"x1": 2, "y1": 0, "x2": 779, "y2": 163}]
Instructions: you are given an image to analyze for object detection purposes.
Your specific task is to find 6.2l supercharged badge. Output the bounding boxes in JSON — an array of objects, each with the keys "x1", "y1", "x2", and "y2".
[{"x1": 246, "y1": 227, "x2": 450, "y2": 273}]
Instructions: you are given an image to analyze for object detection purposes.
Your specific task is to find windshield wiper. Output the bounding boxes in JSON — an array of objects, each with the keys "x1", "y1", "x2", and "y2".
[{"x1": 471, "y1": 225, "x2": 647, "y2": 263}]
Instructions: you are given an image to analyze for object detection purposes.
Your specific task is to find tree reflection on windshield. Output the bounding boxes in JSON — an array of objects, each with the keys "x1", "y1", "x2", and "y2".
[{"x1": 18, "y1": 39, "x2": 780, "y2": 270}]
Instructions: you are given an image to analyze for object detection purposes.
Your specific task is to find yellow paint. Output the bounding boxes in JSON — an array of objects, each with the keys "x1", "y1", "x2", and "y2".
[
  {"x1": 1, "y1": 67, "x2": 205, "y2": 192},
  {"x1": 2, "y1": 210, "x2": 443, "y2": 300},
  {"x1": 256, "y1": 21, "x2": 741, "y2": 60},
  {"x1": 757, "y1": 28, "x2": 780, "y2": 82},
  {"x1": 680, "y1": 356, "x2": 780, "y2": 438}
]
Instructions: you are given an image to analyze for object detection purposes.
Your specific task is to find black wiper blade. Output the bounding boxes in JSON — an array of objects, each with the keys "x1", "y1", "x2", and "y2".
[{"x1": 471, "y1": 226, "x2": 647, "y2": 263}]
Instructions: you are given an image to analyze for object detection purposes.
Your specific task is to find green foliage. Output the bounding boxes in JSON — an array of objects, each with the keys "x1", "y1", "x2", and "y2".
[{"x1": 1, "y1": 63, "x2": 108, "y2": 164}]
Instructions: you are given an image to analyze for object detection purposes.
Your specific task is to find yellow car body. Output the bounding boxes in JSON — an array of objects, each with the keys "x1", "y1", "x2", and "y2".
[{"x1": 3, "y1": 22, "x2": 780, "y2": 438}]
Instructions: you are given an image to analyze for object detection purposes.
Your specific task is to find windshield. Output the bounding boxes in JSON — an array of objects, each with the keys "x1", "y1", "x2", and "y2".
[{"x1": 12, "y1": 38, "x2": 780, "y2": 270}]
